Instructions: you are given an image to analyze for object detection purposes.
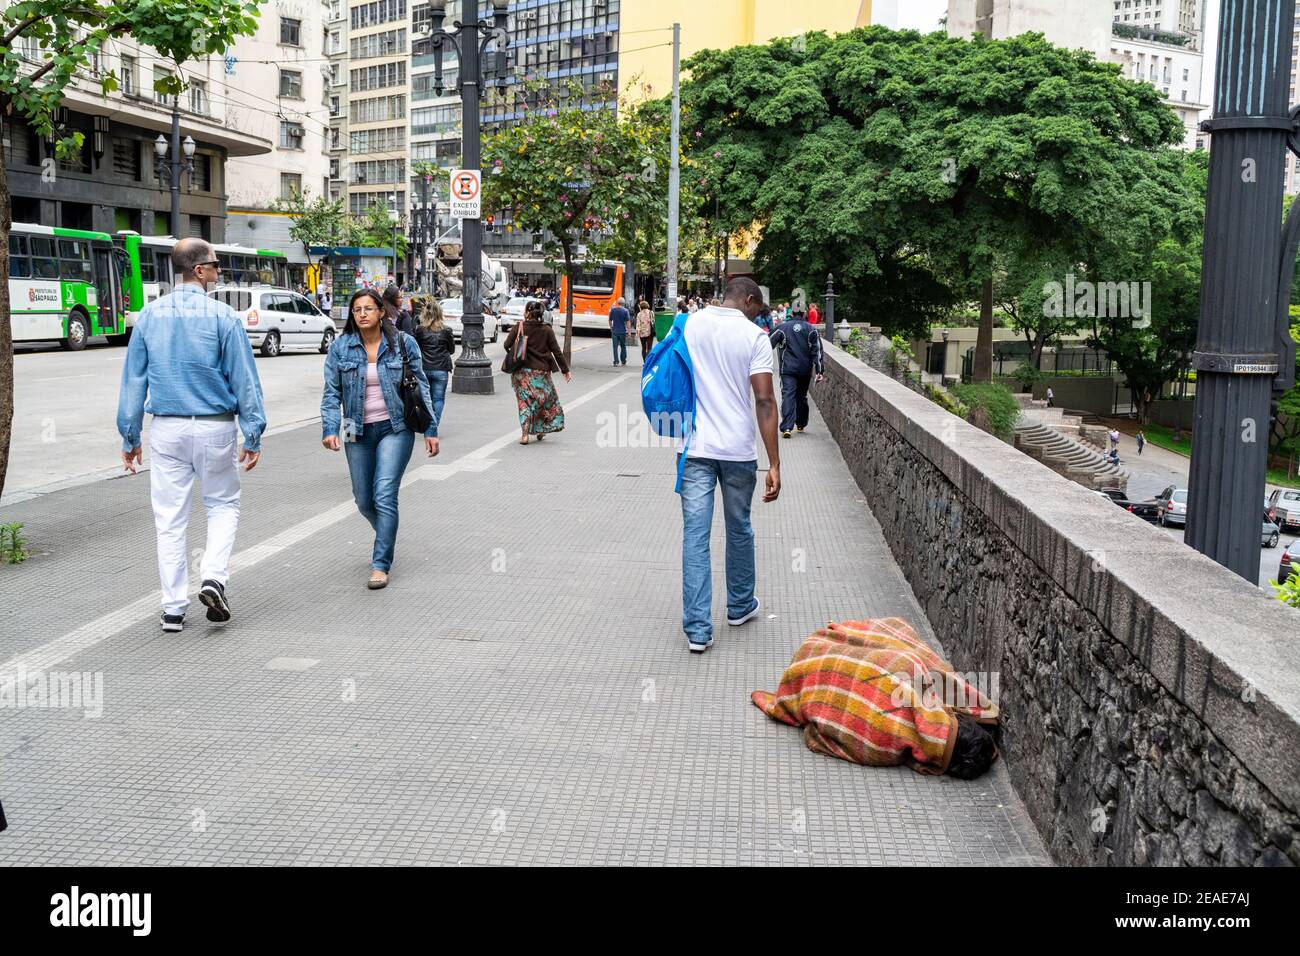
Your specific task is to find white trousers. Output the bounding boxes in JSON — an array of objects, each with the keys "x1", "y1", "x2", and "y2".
[{"x1": 148, "y1": 417, "x2": 241, "y2": 616}]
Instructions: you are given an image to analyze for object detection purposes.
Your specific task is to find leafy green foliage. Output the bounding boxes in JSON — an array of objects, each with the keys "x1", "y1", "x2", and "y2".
[
  {"x1": 482, "y1": 80, "x2": 672, "y2": 357},
  {"x1": 681, "y1": 27, "x2": 1189, "y2": 339},
  {"x1": 1012, "y1": 362, "x2": 1044, "y2": 392},
  {"x1": 272, "y1": 193, "x2": 355, "y2": 258},
  {"x1": 1, "y1": 522, "x2": 29, "y2": 564},
  {"x1": 1270, "y1": 572, "x2": 1300, "y2": 608},
  {"x1": 951, "y1": 382, "x2": 1021, "y2": 440}
]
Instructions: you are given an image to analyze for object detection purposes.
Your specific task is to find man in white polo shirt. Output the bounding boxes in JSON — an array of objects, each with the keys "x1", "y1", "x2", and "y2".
[{"x1": 679, "y1": 277, "x2": 782, "y2": 652}]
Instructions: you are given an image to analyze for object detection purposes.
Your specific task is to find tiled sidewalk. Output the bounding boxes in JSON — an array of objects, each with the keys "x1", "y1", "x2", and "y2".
[{"x1": 0, "y1": 342, "x2": 1048, "y2": 865}]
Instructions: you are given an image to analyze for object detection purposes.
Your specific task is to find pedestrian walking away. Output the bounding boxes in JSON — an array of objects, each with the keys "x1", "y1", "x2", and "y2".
[
  {"x1": 1046, "y1": 386, "x2": 1054, "y2": 408},
  {"x1": 1109, "y1": 427, "x2": 1120, "y2": 452},
  {"x1": 1136, "y1": 430, "x2": 1146, "y2": 455},
  {"x1": 321, "y1": 288, "x2": 440, "y2": 590},
  {"x1": 753, "y1": 306, "x2": 776, "y2": 335},
  {"x1": 411, "y1": 295, "x2": 455, "y2": 430},
  {"x1": 116, "y1": 237, "x2": 267, "y2": 633},
  {"x1": 505, "y1": 300, "x2": 571, "y2": 444},
  {"x1": 808, "y1": 302, "x2": 821, "y2": 326},
  {"x1": 609, "y1": 296, "x2": 632, "y2": 365},
  {"x1": 673, "y1": 277, "x2": 781, "y2": 653},
  {"x1": 769, "y1": 315, "x2": 824, "y2": 437},
  {"x1": 635, "y1": 299, "x2": 656, "y2": 362},
  {"x1": 383, "y1": 283, "x2": 414, "y2": 336}
]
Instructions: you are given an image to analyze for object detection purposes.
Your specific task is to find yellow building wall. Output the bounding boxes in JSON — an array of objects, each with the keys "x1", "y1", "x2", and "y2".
[{"x1": 618, "y1": 0, "x2": 870, "y2": 99}]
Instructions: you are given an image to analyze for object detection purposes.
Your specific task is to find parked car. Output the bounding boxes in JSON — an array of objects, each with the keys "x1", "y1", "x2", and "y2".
[
  {"x1": 1278, "y1": 535, "x2": 1300, "y2": 582},
  {"x1": 1094, "y1": 488, "x2": 1160, "y2": 522},
  {"x1": 497, "y1": 296, "x2": 553, "y2": 336},
  {"x1": 208, "y1": 287, "x2": 335, "y2": 357},
  {"x1": 1263, "y1": 511, "x2": 1281, "y2": 549},
  {"x1": 1267, "y1": 488, "x2": 1300, "y2": 530},
  {"x1": 437, "y1": 298, "x2": 499, "y2": 343},
  {"x1": 1154, "y1": 486, "x2": 1188, "y2": 527}
]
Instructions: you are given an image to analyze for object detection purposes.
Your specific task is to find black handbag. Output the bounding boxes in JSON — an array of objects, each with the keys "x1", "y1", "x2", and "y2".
[
  {"x1": 502, "y1": 325, "x2": 528, "y2": 373},
  {"x1": 394, "y1": 333, "x2": 434, "y2": 433}
]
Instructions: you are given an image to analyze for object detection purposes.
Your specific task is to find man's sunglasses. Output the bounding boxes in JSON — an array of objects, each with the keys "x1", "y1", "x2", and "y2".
[{"x1": 196, "y1": 260, "x2": 221, "y2": 269}]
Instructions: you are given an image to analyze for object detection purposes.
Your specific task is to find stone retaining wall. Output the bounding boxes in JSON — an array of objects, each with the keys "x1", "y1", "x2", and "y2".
[{"x1": 814, "y1": 342, "x2": 1300, "y2": 865}]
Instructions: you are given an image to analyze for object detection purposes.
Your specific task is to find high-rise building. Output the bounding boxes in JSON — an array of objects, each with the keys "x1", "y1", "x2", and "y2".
[
  {"x1": 948, "y1": 1, "x2": 1209, "y2": 151},
  {"x1": 344, "y1": 0, "x2": 412, "y2": 224},
  {"x1": 223, "y1": 0, "x2": 335, "y2": 284}
]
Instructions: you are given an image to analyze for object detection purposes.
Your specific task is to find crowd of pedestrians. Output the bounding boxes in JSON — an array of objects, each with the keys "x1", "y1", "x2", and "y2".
[{"x1": 116, "y1": 249, "x2": 824, "y2": 654}]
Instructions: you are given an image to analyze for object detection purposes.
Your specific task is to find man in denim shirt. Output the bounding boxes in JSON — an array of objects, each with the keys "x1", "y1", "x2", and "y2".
[{"x1": 117, "y1": 238, "x2": 266, "y2": 633}]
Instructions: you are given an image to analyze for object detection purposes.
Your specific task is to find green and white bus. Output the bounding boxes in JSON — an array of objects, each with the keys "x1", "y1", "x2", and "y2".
[
  {"x1": 114, "y1": 232, "x2": 291, "y2": 330},
  {"x1": 6, "y1": 223, "x2": 127, "y2": 348}
]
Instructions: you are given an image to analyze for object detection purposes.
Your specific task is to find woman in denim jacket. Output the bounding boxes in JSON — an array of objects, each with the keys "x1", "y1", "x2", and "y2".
[{"x1": 321, "y1": 288, "x2": 439, "y2": 589}]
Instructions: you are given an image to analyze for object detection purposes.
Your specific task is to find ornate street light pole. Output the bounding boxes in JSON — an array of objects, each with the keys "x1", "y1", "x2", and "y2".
[{"x1": 427, "y1": 0, "x2": 509, "y2": 396}]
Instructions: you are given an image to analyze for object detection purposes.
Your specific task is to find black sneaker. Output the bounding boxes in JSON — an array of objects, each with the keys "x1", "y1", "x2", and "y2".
[
  {"x1": 198, "y1": 579, "x2": 231, "y2": 623},
  {"x1": 161, "y1": 613, "x2": 184, "y2": 633}
]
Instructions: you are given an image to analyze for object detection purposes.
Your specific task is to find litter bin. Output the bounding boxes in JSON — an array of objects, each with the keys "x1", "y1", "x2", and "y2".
[{"x1": 654, "y1": 312, "x2": 675, "y2": 342}]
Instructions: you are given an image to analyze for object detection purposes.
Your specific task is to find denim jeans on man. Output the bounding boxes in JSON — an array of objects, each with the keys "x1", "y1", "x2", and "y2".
[
  {"x1": 426, "y1": 369, "x2": 449, "y2": 428},
  {"x1": 343, "y1": 420, "x2": 415, "y2": 572},
  {"x1": 680, "y1": 456, "x2": 757, "y2": 643},
  {"x1": 611, "y1": 329, "x2": 628, "y2": 364}
]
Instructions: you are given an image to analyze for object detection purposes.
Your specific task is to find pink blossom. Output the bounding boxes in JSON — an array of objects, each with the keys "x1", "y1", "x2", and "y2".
[{"x1": 713, "y1": 151, "x2": 721, "y2": 158}]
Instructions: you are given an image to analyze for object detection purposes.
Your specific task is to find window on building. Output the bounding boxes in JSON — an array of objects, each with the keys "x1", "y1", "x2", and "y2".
[
  {"x1": 189, "y1": 80, "x2": 206, "y2": 114},
  {"x1": 330, "y1": 126, "x2": 341, "y2": 148},
  {"x1": 121, "y1": 54, "x2": 136, "y2": 95},
  {"x1": 193, "y1": 153, "x2": 212, "y2": 192},
  {"x1": 350, "y1": 94, "x2": 406, "y2": 123},
  {"x1": 330, "y1": 95, "x2": 341, "y2": 117},
  {"x1": 281, "y1": 17, "x2": 302, "y2": 46},
  {"x1": 112, "y1": 138, "x2": 141, "y2": 180},
  {"x1": 281, "y1": 172, "x2": 303, "y2": 199},
  {"x1": 280, "y1": 121, "x2": 306, "y2": 149},
  {"x1": 280, "y1": 70, "x2": 303, "y2": 99},
  {"x1": 153, "y1": 66, "x2": 175, "y2": 106},
  {"x1": 350, "y1": 62, "x2": 406, "y2": 92}
]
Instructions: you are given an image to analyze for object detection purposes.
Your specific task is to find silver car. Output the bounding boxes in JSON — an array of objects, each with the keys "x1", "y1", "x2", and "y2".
[
  {"x1": 437, "y1": 298, "x2": 498, "y2": 343},
  {"x1": 1155, "y1": 486, "x2": 1187, "y2": 527}
]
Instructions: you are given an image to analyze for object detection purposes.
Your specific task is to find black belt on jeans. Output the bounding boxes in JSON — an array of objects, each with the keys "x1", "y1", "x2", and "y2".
[{"x1": 155, "y1": 412, "x2": 236, "y2": 422}]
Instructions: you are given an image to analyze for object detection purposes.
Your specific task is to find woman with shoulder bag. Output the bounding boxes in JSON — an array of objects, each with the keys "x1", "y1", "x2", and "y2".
[
  {"x1": 321, "y1": 288, "x2": 439, "y2": 589},
  {"x1": 635, "y1": 299, "x2": 655, "y2": 362},
  {"x1": 411, "y1": 295, "x2": 454, "y2": 430},
  {"x1": 503, "y1": 300, "x2": 571, "y2": 445}
]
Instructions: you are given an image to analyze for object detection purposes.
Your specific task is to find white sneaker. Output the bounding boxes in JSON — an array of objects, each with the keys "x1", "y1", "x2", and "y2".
[
  {"x1": 687, "y1": 635, "x2": 713, "y2": 653},
  {"x1": 728, "y1": 597, "x2": 761, "y2": 626}
]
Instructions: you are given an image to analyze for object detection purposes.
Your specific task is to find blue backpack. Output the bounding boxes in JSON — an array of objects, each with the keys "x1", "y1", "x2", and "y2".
[{"x1": 641, "y1": 314, "x2": 696, "y2": 493}]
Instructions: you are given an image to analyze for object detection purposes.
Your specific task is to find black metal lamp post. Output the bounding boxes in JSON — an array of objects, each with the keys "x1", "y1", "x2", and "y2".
[
  {"x1": 1187, "y1": 0, "x2": 1300, "y2": 581},
  {"x1": 427, "y1": 0, "x2": 510, "y2": 396},
  {"x1": 823, "y1": 272, "x2": 837, "y2": 342},
  {"x1": 153, "y1": 120, "x2": 194, "y2": 237}
]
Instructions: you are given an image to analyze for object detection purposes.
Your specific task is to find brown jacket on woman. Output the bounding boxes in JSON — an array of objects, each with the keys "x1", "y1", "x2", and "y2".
[{"x1": 505, "y1": 320, "x2": 569, "y2": 375}]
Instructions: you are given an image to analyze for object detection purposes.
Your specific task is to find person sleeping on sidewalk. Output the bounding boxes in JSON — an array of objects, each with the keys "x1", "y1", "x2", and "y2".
[{"x1": 752, "y1": 617, "x2": 1000, "y2": 779}]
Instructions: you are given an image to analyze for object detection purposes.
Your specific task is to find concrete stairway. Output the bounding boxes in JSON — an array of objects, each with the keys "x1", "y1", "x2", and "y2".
[
  {"x1": 1013, "y1": 420, "x2": 1129, "y2": 493},
  {"x1": 1014, "y1": 394, "x2": 1085, "y2": 438}
]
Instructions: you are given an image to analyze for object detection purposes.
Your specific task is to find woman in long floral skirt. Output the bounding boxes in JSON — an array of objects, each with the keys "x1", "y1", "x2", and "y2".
[{"x1": 504, "y1": 300, "x2": 571, "y2": 444}]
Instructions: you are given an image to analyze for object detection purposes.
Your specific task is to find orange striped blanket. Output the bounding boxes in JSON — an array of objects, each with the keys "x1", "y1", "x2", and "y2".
[{"x1": 751, "y1": 618, "x2": 998, "y2": 775}]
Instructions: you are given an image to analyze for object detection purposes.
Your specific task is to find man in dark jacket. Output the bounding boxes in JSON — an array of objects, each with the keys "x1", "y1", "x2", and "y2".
[{"x1": 769, "y1": 318, "x2": 824, "y2": 438}]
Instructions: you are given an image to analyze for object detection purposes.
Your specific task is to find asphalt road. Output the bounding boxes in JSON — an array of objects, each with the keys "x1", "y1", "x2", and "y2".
[{"x1": 5, "y1": 328, "x2": 607, "y2": 504}]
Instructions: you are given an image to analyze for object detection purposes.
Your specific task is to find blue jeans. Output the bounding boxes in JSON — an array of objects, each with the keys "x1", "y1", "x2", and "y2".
[
  {"x1": 426, "y1": 368, "x2": 448, "y2": 430},
  {"x1": 680, "y1": 456, "x2": 758, "y2": 643},
  {"x1": 612, "y1": 329, "x2": 627, "y2": 364},
  {"x1": 343, "y1": 419, "x2": 415, "y2": 572}
]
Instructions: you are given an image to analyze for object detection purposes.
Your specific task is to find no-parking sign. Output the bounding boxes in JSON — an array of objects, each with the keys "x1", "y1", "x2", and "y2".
[{"x1": 449, "y1": 169, "x2": 481, "y2": 219}]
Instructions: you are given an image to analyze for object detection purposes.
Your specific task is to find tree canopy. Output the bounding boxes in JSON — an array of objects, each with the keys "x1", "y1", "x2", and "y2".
[{"x1": 681, "y1": 27, "x2": 1192, "y2": 347}]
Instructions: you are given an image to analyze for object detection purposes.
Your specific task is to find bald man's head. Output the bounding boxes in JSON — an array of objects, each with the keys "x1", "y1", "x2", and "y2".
[{"x1": 172, "y1": 237, "x2": 217, "y2": 286}]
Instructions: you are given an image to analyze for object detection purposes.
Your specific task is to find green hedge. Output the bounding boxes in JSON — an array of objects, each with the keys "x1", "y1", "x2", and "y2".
[{"x1": 950, "y1": 382, "x2": 1020, "y2": 440}]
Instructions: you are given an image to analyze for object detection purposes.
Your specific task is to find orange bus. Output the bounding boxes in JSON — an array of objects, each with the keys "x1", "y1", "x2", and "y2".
[{"x1": 558, "y1": 260, "x2": 625, "y2": 330}]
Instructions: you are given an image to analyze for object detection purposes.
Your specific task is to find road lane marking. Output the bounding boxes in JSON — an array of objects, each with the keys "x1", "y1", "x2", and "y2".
[{"x1": 2, "y1": 371, "x2": 637, "y2": 676}]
